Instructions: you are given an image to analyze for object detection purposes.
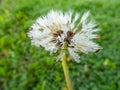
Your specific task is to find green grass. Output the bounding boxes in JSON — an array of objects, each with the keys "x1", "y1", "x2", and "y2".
[{"x1": 0, "y1": 0, "x2": 120, "y2": 90}]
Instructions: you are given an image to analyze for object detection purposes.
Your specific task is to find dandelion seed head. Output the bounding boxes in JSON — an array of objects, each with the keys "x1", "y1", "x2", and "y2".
[{"x1": 28, "y1": 10, "x2": 102, "y2": 63}]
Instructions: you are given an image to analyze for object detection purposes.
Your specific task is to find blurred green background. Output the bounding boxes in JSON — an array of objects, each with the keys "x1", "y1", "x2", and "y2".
[{"x1": 0, "y1": 0, "x2": 120, "y2": 90}]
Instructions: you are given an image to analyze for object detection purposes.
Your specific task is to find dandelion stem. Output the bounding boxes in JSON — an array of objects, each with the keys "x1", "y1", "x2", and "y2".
[{"x1": 61, "y1": 44, "x2": 72, "y2": 90}]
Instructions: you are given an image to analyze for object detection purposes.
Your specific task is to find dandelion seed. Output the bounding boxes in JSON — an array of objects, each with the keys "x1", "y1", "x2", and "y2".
[{"x1": 28, "y1": 10, "x2": 102, "y2": 63}]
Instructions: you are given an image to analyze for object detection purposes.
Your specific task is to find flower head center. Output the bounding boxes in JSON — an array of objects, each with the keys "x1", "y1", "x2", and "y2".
[{"x1": 52, "y1": 30, "x2": 74, "y2": 48}]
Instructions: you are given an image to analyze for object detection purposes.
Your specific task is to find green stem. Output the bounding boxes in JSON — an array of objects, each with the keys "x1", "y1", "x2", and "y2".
[{"x1": 61, "y1": 44, "x2": 72, "y2": 90}]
